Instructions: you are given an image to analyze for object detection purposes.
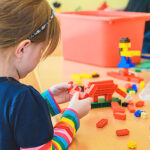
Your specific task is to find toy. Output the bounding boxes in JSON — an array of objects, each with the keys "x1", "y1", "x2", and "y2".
[
  {"x1": 135, "y1": 101, "x2": 144, "y2": 107},
  {"x1": 139, "y1": 82, "x2": 150, "y2": 101},
  {"x1": 116, "y1": 129, "x2": 129, "y2": 136},
  {"x1": 71, "y1": 74, "x2": 81, "y2": 80},
  {"x1": 128, "y1": 104, "x2": 136, "y2": 113},
  {"x1": 107, "y1": 68, "x2": 144, "y2": 83},
  {"x1": 80, "y1": 73, "x2": 92, "y2": 79},
  {"x1": 75, "y1": 80, "x2": 82, "y2": 86},
  {"x1": 91, "y1": 97, "x2": 121, "y2": 109},
  {"x1": 140, "y1": 81, "x2": 145, "y2": 90},
  {"x1": 96, "y1": 119, "x2": 108, "y2": 128},
  {"x1": 111, "y1": 102, "x2": 125, "y2": 113},
  {"x1": 134, "y1": 110, "x2": 141, "y2": 117},
  {"x1": 118, "y1": 37, "x2": 141, "y2": 68},
  {"x1": 69, "y1": 80, "x2": 132, "y2": 103},
  {"x1": 125, "y1": 83, "x2": 132, "y2": 90},
  {"x1": 132, "y1": 84, "x2": 138, "y2": 93},
  {"x1": 128, "y1": 141, "x2": 137, "y2": 149},
  {"x1": 92, "y1": 72, "x2": 100, "y2": 78},
  {"x1": 141, "y1": 111, "x2": 147, "y2": 119},
  {"x1": 113, "y1": 112, "x2": 126, "y2": 120},
  {"x1": 122, "y1": 102, "x2": 129, "y2": 107}
]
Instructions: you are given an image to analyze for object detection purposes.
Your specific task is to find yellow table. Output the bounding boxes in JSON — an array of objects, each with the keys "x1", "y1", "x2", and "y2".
[{"x1": 35, "y1": 56, "x2": 150, "y2": 150}]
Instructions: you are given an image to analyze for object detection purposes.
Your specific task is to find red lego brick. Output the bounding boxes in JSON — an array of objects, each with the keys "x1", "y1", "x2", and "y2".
[
  {"x1": 111, "y1": 102, "x2": 125, "y2": 113},
  {"x1": 125, "y1": 83, "x2": 132, "y2": 90},
  {"x1": 128, "y1": 104, "x2": 136, "y2": 113},
  {"x1": 128, "y1": 100, "x2": 134, "y2": 105},
  {"x1": 116, "y1": 88, "x2": 127, "y2": 98},
  {"x1": 107, "y1": 69, "x2": 144, "y2": 83},
  {"x1": 96, "y1": 119, "x2": 108, "y2": 128},
  {"x1": 113, "y1": 112, "x2": 126, "y2": 120},
  {"x1": 116, "y1": 129, "x2": 130, "y2": 136},
  {"x1": 136, "y1": 101, "x2": 144, "y2": 107}
]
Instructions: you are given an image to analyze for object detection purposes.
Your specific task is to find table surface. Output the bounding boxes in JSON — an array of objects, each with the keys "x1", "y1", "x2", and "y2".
[{"x1": 35, "y1": 56, "x2": 150, "y2": 150}]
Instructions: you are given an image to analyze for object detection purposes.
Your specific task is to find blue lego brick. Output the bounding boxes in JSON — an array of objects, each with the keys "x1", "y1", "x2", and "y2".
[
  {"x1": 132, "y1": 84, "x2": 138, "y2": 93},
  {"x1": 134, "y1": 110, "x2": 141, "y2": 117},
  {"x1": 118, "y1": 56, "x2": 135, "y2": 68}
]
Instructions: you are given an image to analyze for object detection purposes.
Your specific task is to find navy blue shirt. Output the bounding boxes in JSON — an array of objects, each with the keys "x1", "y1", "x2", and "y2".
[{"x1": 0, "y1": 77, "x2": 53, "y2": 150}]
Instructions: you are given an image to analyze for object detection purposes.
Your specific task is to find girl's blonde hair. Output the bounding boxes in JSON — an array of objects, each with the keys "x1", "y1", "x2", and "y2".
[{"x1": 0, "y1": 0, "x2": 60, "y2": 58}]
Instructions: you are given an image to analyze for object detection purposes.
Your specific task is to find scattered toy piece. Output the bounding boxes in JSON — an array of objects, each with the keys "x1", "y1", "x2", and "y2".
[
  {"x1": 116, "y1": 129, "x2": 129, "y2": 136},
  {"x1": 136, "y1": 101, "x2": 144, "y2": 107},
  {"x1": 134, "y1": 110, "x2": 141, "y2": 117},
  {"x1": 122, "y1": 102, "x2": 129, "y2": 107},
  {"x1": 140, "y1": 81, "x2": 145, "y2": 90},
  {"x1": 128, "y1": 141, "x2": 137, "y2": 149},
  {"x1": 113, "y1": 112, "x2": 126, "y2": 120},
  {"x1": 141, "y1": 111, "x2": 147, "y2": 119},
  {"x1": 125, "y1": 83, "x2": 132, "y2": 90},
  {"x1": 128, "y1": 104, "x2": 136, "y2": 113},
  {"x1": 92, "y1": 72, "x2": 100, "y2": 78},
  {"x1": 96, "y1": 119, "x2": 108, "y2": 128}
]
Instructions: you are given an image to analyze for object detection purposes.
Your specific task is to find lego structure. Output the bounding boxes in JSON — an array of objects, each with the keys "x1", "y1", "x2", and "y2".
[{"x1": 108, "y1": 37, "x2": 144, "y2": 83}]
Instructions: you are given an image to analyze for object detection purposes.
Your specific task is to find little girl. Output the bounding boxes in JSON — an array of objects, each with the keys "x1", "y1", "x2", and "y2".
[{"x1": 0, "y1": 0, "x2": 92, "y2": 150}]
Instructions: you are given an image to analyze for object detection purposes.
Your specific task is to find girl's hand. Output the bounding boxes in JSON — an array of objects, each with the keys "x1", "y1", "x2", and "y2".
[
  {"x1": 68, "y1": 92, "x2": 92, "y2": 119},
  {"x1": 50, "y1": 83, "x2": 71, "y2": 104}
]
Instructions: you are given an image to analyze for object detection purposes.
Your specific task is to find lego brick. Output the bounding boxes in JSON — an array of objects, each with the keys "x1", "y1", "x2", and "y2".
[
  {"x1": 122, "y1": 102, "x2": 129, "y2": 107},
  {"x1": 127, "y1": 89, "x2": 136, "y2": 93},
  {"x1": 134, "y1": 110, "x2": 141, "y2": 117},
  {"x1": 113, "y1": 112, "x2": 126, "y2": 120},
  {"x1": 125, "y1": 83, "x2": 132, "y2": 90},
  {"x1": 107, "y1": 69, "x2": 144, "y2": 83},
  {"x1": 140, "y1": 81, "x2": 145, "y2": 90},
  {"x1": 141, "y1": 111, "x2": 147, "y2": 119},
  {"x1": 135, "y1": 101, "x2": 144, "y2": 107},
  {"x1": 111, "y1": 102, "x2": 125, "y2": 113},
  {"x1": 91, "y1": 97, "x2": 121, "y2": 109},
  {"x1": 116, "y1": 88, "x2": 127, "y2": 98},
  {"x1": 135, "y1": 69, "x2": 141, "y2": 73},
  {"x1": 92, "y1": 72, "x2": 100, "y2": 78},
  {"x1": 128, "y1": 90, "x2": 136, "y2": 95},
  {"x1": 116, "y1": 129, "x2": 129, "y2": 136},
  {"x1": 80, "y1": 73, "x2": 92, "y2": 79},
  {"x1": 71, "y1": 74, "x2": 81, "y2": 80},
  {"x1": 128, "y1": 142, "x2": 137, "y2": 149},
  {"x1": 96, "y1": 119, "x2": 108, "y2": 128},
  {"x1": 119, "y1": 87, "x2": 127, "y2": 93},
  {"x1": 128, "y1": 104, "x2": 136, "y2": 113},
  {"x1": 132, "y1": 84, "x2": 138, "y2": 93},
  {"x1": 75, "y1": 80, "x2": 82, "y2": 86}
]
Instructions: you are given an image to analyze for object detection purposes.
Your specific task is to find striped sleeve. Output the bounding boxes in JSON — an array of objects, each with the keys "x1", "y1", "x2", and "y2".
[
  {"x1": 20, "y1": 108, "x2": 80, "y2": 150},
  {"x1": 41, "y1": 89, "x2": 61, "y2": 116}
]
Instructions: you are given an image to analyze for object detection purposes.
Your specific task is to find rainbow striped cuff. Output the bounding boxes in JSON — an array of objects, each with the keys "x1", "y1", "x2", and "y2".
[{"x1": 41, "y1": 89, "x2": 61, "y2": 116}]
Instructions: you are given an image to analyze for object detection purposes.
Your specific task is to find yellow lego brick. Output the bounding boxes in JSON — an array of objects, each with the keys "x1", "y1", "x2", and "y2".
[
  {"x1": 128, "y1": 141, "x2": 137, "y2": 149},
  {"x1": 119, "y1": 43, "x2": 131, "y2": 48},
  {"x1": 80, "y1": 73, "x2": 92, "y2": 79},
  {"x1": 140, "y1": 81, "x2": 145, "y2": 90},
  {"x1": 71, "y1": 74, "x2": 81, "y2": 80},
  {"x1": 75, "y1": 80, "x2": 82, "y2": 86},
  {"x1": 119, "y1": 87, "x2": 127, "y2": 93},
  {"x1": 120, "y1": 51, "x2": 141, "y2": 57},
  {"x1": 129, "y1": 91, "x2": 136, "y2": 95},
  {"x1": 92, "y1": 72, "x2": 98, "y2": 75},
  {"x1": 141, "y1": 112, "x2": 147, "y2": 119}
]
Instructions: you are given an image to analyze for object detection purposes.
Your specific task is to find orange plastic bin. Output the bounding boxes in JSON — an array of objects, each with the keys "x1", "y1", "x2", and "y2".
[{"x1": 56, "y1": 11, "x2": 150, "y2": 67}]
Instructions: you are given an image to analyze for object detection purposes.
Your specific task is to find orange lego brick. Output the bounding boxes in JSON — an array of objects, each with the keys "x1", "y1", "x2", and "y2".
[
  {"x1": 125, "y1": 83, "x2": 132, "y2": 90},
  {"x1": 113, "y1": 112, "x2": 126, "y2": 120},
  {"x1": 128, "y1": 104, "x2": 136, "y2": 113},
  {"x1": 96, "y1": 119, "x2": 108, "y2": 128},
  {"x1": 136, "y1": 101, "x2": 144, "y2": 107},
  {"x1": 116, "y1": 88, "x2": 127, "y2": 98},
  {"x1": 116, "y1": 129, "x2": 129, "y2": 136},
  {"x1": 111, "y1": 102, "x2": 125, "y2": 113}
]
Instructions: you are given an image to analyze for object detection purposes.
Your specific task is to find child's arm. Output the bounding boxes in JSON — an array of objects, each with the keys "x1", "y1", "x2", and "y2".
[
  {"x1": 41, "y1": 89, "x2": 61, "y2": 117},
  {"x1": 20, "y1": 92, "x2": 91, "y2": 150}
]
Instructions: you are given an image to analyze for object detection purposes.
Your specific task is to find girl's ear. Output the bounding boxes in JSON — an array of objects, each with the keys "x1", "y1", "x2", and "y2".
[{"x1": 15, "y1": 40, "x2": 31, "y2": 58}]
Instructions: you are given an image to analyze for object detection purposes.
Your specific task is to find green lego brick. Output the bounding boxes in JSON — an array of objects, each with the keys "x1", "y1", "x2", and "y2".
[
  {"x1": 135, "y1": 69, "x2": 141, "y2": 73},
  {"x1": 127, "y1": 89, "x2": 135, "y2": 93},
  {"x1": 91, "y1": 97, "x2": 121, "y2": 109}
]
